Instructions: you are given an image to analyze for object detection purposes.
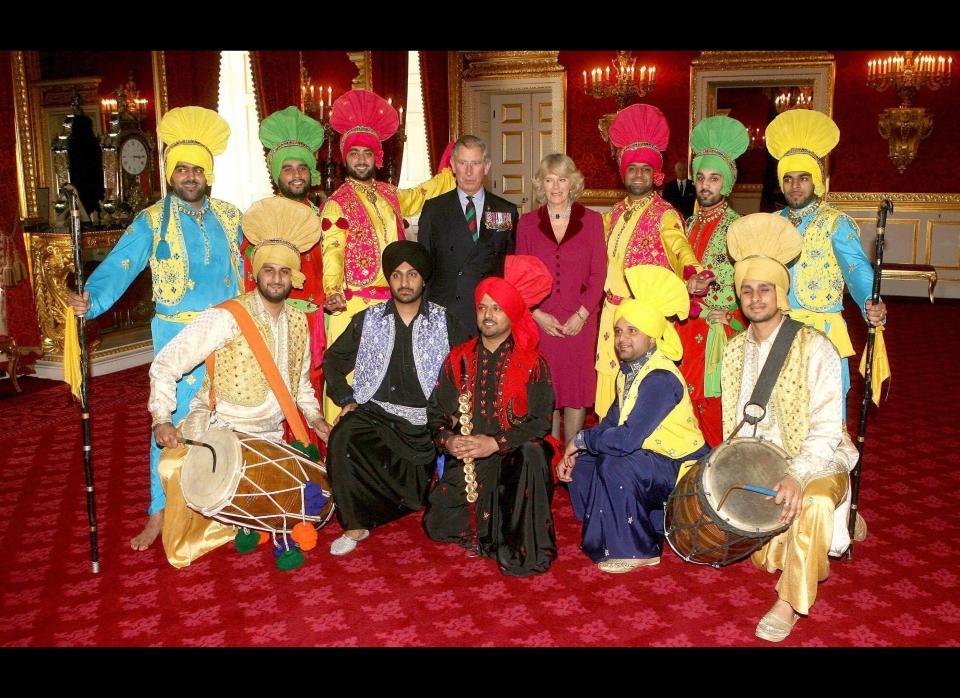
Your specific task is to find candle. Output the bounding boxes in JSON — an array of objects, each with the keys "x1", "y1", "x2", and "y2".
[
  {"x1": 319, "y1": 99, "x2": 324, "y2": 119},
  {"x1": 388, "y1": 97, "x2": 392, "y2": 105},
  {"x1": 650, "y1": 66, "x2": 656, "y2": 81},
  {"x1": 399, "y1": 105, "x2": 404, "y2": 125},
  {"x1": 328, "y1": 86, "x2": 332, "y2": 104},
  {"x1": 310, "y1": 85, "x2": 315, "y2": 102},
  {"x1": 605, "y1": 66, "x2": 610, "y2": 83},
  {"x1": 949, "y1": 56, "x2": 953, "y2": 77},
  {"x1": 582, "y1": 70, "x2": 587, "y2": 88}
]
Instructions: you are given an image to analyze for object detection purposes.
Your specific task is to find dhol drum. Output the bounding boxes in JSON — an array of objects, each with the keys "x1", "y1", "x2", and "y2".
[
  {"x1": 179, "y1": 428, "x2": 335, "y2": 536},
  {"x1": 665, "y1": 437, "x2": 790, "y2": 567}
]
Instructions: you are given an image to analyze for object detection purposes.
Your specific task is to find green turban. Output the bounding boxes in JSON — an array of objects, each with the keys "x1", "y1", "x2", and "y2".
[
  {"x1": 259, "y1": 106, "x2": 325, "y2": 186},
  {"x1": 690, "y1": 115, "x2": 749, "y2": 197}
]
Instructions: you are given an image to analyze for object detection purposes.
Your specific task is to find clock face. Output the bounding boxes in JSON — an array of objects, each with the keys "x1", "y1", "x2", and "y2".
[{"x1": 121, "y1": 138, "x2": 148, "y2": 176}]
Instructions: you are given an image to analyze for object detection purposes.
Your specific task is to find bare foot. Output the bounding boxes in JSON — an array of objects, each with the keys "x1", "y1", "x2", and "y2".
[{"x1": 130, "y1": 510, "x2": 164, "y2": 551}]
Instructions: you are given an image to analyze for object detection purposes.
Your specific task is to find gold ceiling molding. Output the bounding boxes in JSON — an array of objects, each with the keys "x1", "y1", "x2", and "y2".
[
  {"x1": 347, "y1": 51, "x2": 372, "y2": 91},
  {"x1": 461, "y1": 51, "x2": 564, "y2": 79}
]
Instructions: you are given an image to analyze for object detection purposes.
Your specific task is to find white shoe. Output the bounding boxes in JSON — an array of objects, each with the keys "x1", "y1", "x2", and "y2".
[{"x1": 330, "y1": 530, "x2": 370, "y2": 556}]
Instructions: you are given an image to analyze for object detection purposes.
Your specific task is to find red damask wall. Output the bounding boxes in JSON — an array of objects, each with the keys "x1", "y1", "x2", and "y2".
[
  {"x1": 560, "y1": 51, "x2": 958, "y2": 194},
  {"x1": 559, "y1": 51, "x2": 699, "y2": 191},
  {"x1": 830, "y1": 51, "x2": 958, "y2": 193}
]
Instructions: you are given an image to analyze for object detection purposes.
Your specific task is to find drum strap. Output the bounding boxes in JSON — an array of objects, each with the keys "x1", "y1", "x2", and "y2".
[
  {"x1": 738, "y1": 317, "x2": 804, "y2": 432},
  {"x1": 206, "y1": 299, "x2": 311, "y2": 444}
]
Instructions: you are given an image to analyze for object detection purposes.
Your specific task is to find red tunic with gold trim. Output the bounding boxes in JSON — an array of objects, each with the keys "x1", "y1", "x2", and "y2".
[{"x1": 675, "y1": 202, "x2": 744, "y2": 447}]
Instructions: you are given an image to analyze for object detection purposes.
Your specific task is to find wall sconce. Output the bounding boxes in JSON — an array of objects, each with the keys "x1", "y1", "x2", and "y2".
[{"x1": 867, "y1": 51, "x2": 952, "y2": 173}]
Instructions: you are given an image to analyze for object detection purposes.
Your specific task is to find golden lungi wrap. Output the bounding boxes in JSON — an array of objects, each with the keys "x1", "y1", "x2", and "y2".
[
  {"x1": 750, "y1": 473, "x2": 848, "y2": 615},
  {"x1": 158, "y1": 418, "x2": 235, "y2": 568}
]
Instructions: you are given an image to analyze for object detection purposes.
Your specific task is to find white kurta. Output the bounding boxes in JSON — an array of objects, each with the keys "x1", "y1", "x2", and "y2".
[{"x1": 149, "y1": 291, "x2": 322, "y2": 440}]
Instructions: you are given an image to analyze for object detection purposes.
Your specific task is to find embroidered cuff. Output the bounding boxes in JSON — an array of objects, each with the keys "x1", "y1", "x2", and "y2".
[
  {"x1": 151, "y1": 415, "x2": 172, "y2": 429},
  {"x1": 574, "y1": 430, "x2": 587, "y2": 450}
]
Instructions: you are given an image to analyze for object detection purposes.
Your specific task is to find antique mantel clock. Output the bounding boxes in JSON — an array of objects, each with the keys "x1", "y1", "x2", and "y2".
[{"x1": 102, "y1": 81, "x2": 156, "y2": 223}]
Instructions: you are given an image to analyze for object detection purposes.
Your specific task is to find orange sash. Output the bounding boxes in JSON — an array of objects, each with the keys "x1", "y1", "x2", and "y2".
[{"x1": 205, "y1": 299, "x2": 310, "y2": 444}]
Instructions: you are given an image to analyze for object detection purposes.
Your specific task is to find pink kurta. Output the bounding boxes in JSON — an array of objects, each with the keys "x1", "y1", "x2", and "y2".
[{"x1": 516, "y1": 203, "x2": 606, "y2": 408}]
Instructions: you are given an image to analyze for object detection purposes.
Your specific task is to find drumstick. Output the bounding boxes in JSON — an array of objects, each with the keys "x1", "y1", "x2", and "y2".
[
  {"x1": 717, "y1": 484, "x2": 780, "y2": 512},
  {"x1": 182, "y1": 438, "x2": 218, "y2": 473}
]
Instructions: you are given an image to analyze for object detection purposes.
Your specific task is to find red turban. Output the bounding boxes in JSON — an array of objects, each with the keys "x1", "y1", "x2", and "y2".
[
  {"x1": 470, "y1": 256, "x2": 552, "y2": 423},
  {"x1": 608, "y1": 103, "x2": 670, "y2": 185},
  {"x1": 330, "y1": 89, "x2": 399, "y2": 168},
  {"x1": 474, "y1": 255, "x2": 551, "y2": 352}
]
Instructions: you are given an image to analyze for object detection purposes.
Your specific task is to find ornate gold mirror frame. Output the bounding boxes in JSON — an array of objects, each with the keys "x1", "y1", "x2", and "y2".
[
  {"x1": 11, "y1": 50, "x2": 171, "y2": 222},
  {"x1": 690, "y1": 51, "x2": 835, "y2": 195}
]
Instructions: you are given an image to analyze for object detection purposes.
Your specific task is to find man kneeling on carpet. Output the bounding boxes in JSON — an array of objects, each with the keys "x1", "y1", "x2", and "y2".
[
  {"x1": 558, "y1": 265, "x2": 710, "y2": 573},
  {"x1": 722, "y1": 213, "x2": 862, "y2": 642},
  {"x1": 322, "y1": 241, "x2": 469, "y2": 556},
  {"x1": 423, "y1": 256, "x2": 558, "y2": 576},
  {"x1": 148, "y1": 197, "x2": 331, "y2": 567}
]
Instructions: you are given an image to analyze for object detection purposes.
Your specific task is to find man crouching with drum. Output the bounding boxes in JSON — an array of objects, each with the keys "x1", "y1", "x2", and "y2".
[
  {"x1": 722, "y1": 213, "x2": 862, "y2": 642},
  {"x1": 148, "y1": 197, "x2": 332, "y2": 568}
]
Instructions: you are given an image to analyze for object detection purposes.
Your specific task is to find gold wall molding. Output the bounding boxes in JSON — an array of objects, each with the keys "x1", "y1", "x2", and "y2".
[
  {"x1": 689, "y1": 51, "x2": 835, "y2": 181},
  {"x1": 452, "y1": 51, "x2": 565, "y2": 139},
  {"x1": 827, "y1": 191, "x2": 960, "y2": 211},
  {"x1": 693, "y1": 51, "x2": 836, "y2": 69},
  {"x1": 581, "y1": 188, "x2": 626, "y2": 206},
  {"x1": 152, "y1": 51, "x2": 169, "y2": 120},
  {"x1": 12, "y1": 51, "x2": 40, "y2": 221},
  {"x1": 462, "y1": 51, "x2": 564, "y2": 79},
  {"x1": 348, "y1": 51, "x2": 372, "y2": 91}
]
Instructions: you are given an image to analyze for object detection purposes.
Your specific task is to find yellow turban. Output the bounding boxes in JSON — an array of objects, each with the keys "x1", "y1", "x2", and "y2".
[
  {"x1": 765, "y1": 109, "x2": 839, "y2": 197},
  {"x1": 242, "y1": 197, "x2": 322, "y2": 289},
  {"x1": 727, "y1": 213, "x2": 804, "y2": 312},
  {"x1": 615, "y1": 265, "x2": 689, "y2": 361},
  {"x1": 158, "y1": 106, "x2": 231, "y2": 185}
]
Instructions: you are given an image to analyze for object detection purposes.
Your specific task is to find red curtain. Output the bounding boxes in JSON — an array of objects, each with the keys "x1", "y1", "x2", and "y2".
[
  {"x1": 419, "y1": 51, "x2": 450, "y2": 175},
  {"x1": 251, "y1": 51, "x2": 301, "y2": 119},
  {"x1": 165, "y1": 51, "x2": 221, "y2": 110},
  {"x1": 370, "y1": 51, "x2": 408, "y2": 182},
  {"x1": 0, "y1": 52, "x2": 41, "y2": 352}
]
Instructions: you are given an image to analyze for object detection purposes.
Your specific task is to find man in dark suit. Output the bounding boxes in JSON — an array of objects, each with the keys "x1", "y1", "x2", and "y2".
[
  {"x1": 416, "y1": 135, "x2": 518, "y2": 335},
  {"x1": 662, "y1": 161, "x2": 696, "y2": 220}
]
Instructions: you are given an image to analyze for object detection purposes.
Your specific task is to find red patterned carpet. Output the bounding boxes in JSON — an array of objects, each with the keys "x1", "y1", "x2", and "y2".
[{"x1": 1, "y1": 297, "x2": 958, "y2": 647}]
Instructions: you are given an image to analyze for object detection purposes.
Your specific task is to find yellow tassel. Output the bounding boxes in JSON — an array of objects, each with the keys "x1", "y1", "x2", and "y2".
[
  {"x1": 61, "y1": 299, "x2": 83, "y2": 400},
  {"x1": 859, "y1": 325, "x2": 891, "y2": 407}
]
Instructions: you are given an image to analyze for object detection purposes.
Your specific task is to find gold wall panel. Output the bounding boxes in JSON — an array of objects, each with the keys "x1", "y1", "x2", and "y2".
[
  {"x1": 539, "y1": 102, "x2": 551, "y2": 123},
  {"x1": 853, "y1": 217, "x2": 920, "y2": 264},
  {"x1": 925, "y1": 220, "x2": 960, "y2": 270},
  {"x1": 501, "y1": 131, "x2": 524, "y2": 165},
  {"x1": 500, "y1": 103, "x2": 524, "y2": 124},
  {"x1": 501, "y1": 174, "x2": 524, "y2": 196},
  {"x1": 538, "y1": 131, "x2": 553, "y2": 164}
]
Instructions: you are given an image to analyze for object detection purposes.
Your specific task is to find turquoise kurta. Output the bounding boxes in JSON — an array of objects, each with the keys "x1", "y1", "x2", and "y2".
[
  {"x1": 779, "y1": 201, "x2": 873, "y2": 397},
  {"x1": 85, "y1": 194, "x2": 243, "y2": 514}
]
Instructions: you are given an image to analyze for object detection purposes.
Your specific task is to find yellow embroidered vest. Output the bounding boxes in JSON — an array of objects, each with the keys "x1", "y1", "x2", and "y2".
[
  {"x1": 616, "y1": 350, "x2": 705, "y2": 459},
  {"x1": 201, "y1": 291, "x2": 309, "y2": 407},
  {"x1": 720, "y1": 327, "x2": 820, "y2": 455},
  {"x1": 793, "y1": 205, "x2": 852, "y2": 313},
  {"x1": 144, "y1": 197, "x2": 243, "y2": 307}
]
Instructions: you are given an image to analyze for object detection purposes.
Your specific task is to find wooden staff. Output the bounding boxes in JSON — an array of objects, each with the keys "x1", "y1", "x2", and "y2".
[
  {"x1": 64, "y1": 184, "x2": 100, "y2": 574},
  {"x1": 847, "y1": 198, "x2": 893, "y2": 559}
]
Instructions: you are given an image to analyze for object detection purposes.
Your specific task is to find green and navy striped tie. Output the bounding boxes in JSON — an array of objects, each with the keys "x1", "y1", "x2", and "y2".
[{"x1": 465, "y1": 195, "x2": 478, "y2": 243}]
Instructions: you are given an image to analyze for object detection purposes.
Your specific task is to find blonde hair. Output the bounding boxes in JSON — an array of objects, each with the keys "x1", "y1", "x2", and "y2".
[{"x1": 532, "y1": 153, "x2": 585, "y2": 206}]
